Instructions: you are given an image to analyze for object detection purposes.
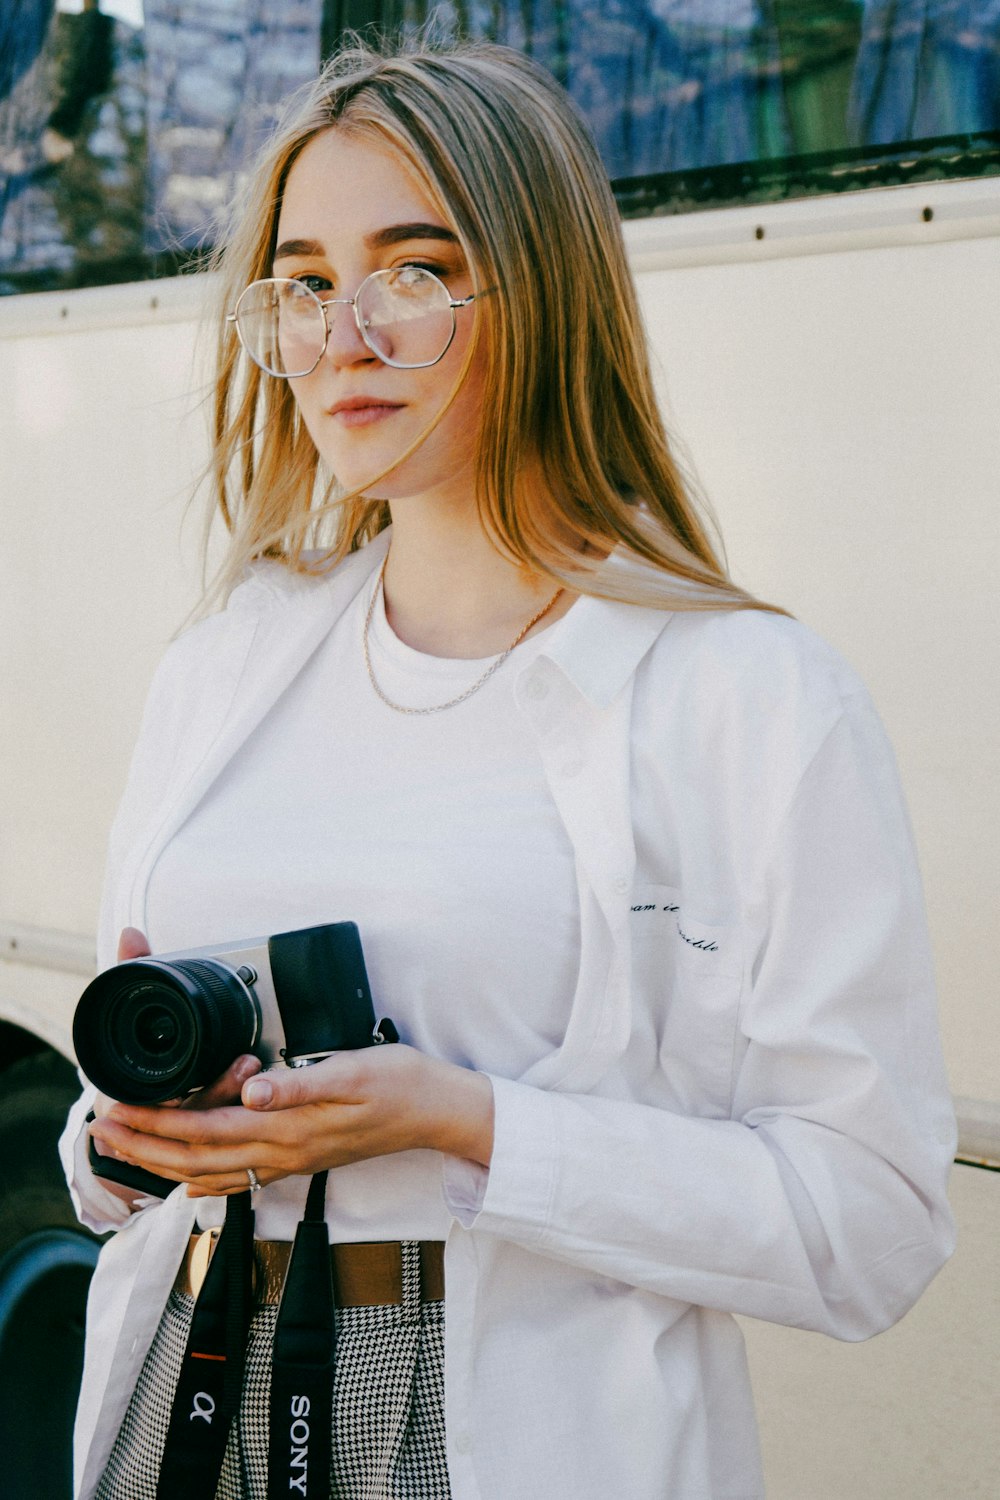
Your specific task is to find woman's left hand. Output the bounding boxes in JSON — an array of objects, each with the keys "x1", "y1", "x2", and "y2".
[{"x1": 88, "y1": 1045, "x2": 494, "y2": 1197}]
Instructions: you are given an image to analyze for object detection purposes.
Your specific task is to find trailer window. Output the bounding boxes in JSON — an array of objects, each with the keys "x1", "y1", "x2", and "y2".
[{"x1": 1, "y1": 0, "x2": 998, "y2": 295}]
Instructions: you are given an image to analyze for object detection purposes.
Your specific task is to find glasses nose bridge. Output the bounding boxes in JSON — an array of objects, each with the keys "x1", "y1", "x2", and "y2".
[
  {"x1": 316, "y1": 291, "x2": 373, "y2": 366},
  {"x1": 317, "y1": 292, "x2": 358, "y2": 333}
]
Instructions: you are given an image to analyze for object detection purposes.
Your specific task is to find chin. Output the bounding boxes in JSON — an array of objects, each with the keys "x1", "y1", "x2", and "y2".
[
  {"x1": 330, "y1": 452, "x2": 437, "y2": 500},
  {"x1": 330, "y1": 465, "x2": 406, "y2": 499}
]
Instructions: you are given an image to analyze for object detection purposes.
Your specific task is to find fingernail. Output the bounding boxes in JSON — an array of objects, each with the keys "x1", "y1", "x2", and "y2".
[
  {"x1": 236, "y1": 1056, "x2": 261, "y2": 1083},
  {"x1": 244, "y1": 1078, "x2": 272, "y2": 1107}
]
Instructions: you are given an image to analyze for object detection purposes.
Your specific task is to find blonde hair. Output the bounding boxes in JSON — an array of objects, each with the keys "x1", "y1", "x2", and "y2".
[{"x1": 207, "y1": 34, "x2": 780, "y2": 614}]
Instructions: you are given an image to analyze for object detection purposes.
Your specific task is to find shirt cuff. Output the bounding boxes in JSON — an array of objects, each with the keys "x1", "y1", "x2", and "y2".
[
  {"x1": 441, "y1": 1156, "x2": 489, "y2": 1225},
  {"x1": 58, "y1": 1087, "x2": 139, "y2": 1233},
  {"x1": 441, "y1": 1074, "x2": 556, "y2": 1242}
]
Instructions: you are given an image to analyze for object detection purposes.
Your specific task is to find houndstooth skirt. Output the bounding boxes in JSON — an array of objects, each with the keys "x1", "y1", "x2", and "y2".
[{"x1": 95, "y1": 1241, "x2": 450, "y2": 1500}]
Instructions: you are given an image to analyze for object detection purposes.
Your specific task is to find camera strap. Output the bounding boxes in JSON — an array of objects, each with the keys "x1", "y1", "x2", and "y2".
[
  {"x1": 267, "y1": 1169, "x2": 334, "y2": 1500},
  {"x1": 156, "y1": 1189, "x2": 255, "y2": 1499}
]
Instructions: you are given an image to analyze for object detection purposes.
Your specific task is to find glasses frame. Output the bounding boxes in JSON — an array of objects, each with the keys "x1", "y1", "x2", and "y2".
[{"x1": 227, "y1": 269, "x2": 486, "y2": 376}]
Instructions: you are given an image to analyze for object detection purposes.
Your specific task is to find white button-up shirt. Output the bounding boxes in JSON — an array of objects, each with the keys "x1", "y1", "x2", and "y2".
[{"x1": 61, "y1": 531, "x2": 956, "y2": 1500}]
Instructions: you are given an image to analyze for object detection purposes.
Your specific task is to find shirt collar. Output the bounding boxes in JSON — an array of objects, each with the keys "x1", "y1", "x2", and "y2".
[
  {"x1": 333, "y1": 531, "x2": 673, "y2": 710},
  {"x1": 532, "y1": 591, "x2": 673, "y2": 708}
]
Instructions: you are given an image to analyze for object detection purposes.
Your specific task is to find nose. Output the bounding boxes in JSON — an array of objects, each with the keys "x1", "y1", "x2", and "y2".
[{"x1": 321, "y1": 295, "x2": 375, "y2": 368}]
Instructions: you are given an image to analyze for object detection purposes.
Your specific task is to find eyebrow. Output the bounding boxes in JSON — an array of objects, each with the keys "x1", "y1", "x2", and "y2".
[{"x1": 273, "y1": 223, "x2": 460, "y2": 261}]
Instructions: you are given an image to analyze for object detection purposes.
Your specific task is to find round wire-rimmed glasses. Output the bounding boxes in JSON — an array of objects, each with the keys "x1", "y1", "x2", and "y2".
[{"x1": 228, "y1": 268, "x2": 488, "y2": 376}]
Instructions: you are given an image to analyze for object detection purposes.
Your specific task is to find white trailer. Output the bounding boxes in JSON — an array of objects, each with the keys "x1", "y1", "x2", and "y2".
[{"x1": 1, "y1": 175, "x2": 998, "y2": 1496}]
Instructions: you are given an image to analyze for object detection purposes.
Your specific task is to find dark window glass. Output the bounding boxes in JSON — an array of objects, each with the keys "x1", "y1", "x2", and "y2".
[{"x1": 2, "y1": 0, "x2": 998, "y2": 295}]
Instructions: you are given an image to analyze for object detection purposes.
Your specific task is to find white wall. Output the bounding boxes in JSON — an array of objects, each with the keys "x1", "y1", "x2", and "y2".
[{"x1": 0, "y1": 281, "x2": 213, "y2": 943}]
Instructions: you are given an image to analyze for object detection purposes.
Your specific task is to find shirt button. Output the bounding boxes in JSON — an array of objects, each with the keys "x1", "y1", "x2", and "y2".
[
  {"x1": 525, "y1": 678, "x2": 548, "y2": 701},
  {"x1": 454, "y1": 1432, "x2": 472, "y2": 1455},
  {"x1": 613, "y1": 875, "x2": 629, "y2": 892}
]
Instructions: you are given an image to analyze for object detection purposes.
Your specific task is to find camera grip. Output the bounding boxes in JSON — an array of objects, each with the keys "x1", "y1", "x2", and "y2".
[{"x1": 269, "y1": 922, "x2": 384, "y2": 1059}]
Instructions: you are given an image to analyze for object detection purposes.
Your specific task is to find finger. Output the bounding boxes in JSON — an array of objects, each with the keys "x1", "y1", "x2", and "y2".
[
  {"x1": 183, "y1": 1055, "x2": 262, "y2": 1111},
  {"x1": 89, "y1": 1134, "x2": 189, "y2": 1186},
  {"x1": 91, "y1": 1118, "x2": 261, "y2": 1177},
  {"x1": 186, "y1": 1170, "x2": 278, "y2": 1197},
  {"x1": 117, "y1": 927, "x2": 152, "y2": 963},
  {"x1": 241, "y1": 1054, "x2": 361, "y2": 1111},
  {"x1": 187, "y1": 1183, "x2": 253, "y2": 1198},
  {"x1": 103, "y1": 1100, "x2": 252, "y2": 1142}
]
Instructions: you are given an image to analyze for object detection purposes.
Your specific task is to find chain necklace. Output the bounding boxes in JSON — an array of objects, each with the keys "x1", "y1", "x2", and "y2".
[{"x1": 363, "y1": 557, "x2": 564, "y2": 715}]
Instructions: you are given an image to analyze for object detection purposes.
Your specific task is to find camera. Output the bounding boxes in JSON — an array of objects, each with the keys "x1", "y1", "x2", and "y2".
[{"x1": 73, "y1": 921, "x2": 396, "y2": 1106}]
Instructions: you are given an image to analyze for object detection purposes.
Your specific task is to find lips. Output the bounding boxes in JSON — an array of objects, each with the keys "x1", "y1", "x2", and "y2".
[
  {"x1": 327, "y1": 396, "x2": 403, "y2": 427},
  {"x1": 328, "y1": 395, "x2": 401, "y2": 414}
]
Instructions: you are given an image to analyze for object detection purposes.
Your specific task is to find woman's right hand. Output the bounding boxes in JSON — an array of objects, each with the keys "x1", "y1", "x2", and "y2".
[{"x1": 89, "y1": 929, "x2": 262, "y2": 1198}]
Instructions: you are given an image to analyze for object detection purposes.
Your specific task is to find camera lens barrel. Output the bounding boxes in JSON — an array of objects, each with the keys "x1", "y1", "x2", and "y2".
[{"x1": 72, "y1": 957, "x2": 259, "y2": 1104}]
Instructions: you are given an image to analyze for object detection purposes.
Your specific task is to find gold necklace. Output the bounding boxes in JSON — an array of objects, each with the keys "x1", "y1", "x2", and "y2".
[{"x1": 363, "y1": 557, "x2": 564, "y2": 715}]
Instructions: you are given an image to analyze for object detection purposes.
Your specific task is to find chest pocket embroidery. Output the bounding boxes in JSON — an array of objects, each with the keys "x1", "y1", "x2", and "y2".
[{"x1": 629, "y1": 884, "x2": 743, "y2": 1117}]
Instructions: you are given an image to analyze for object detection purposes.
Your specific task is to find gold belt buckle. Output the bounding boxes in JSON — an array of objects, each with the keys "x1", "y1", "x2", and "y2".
[
  {"x1": 188, "y1": 1226, "x2": 263, "y2": 1301},
  {"x1": 188, "y1": 1227, "x2": 220, "y2": 1299}
]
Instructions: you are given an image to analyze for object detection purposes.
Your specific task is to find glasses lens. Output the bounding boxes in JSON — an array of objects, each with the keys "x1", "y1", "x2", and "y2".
[
  {"x1": 357, "y1": 268, "x2": 455, "y2": 368},
  {"x1": 235, "y1": 279, "x2": 325, "y2": 377}
]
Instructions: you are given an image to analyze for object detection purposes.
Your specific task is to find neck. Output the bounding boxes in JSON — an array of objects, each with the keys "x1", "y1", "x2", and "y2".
[{"x1": 380, "y1": 496, "x2": 570, "y2": 658}]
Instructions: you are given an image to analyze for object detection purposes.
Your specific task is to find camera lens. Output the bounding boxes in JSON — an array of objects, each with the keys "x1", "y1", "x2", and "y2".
[
  {"x1": 73, "y1": 958, "x2": 259, "y2": 1104},
  {"x1": 133, "y1": 1004, "x2": 180, "y2": 1055},
  {"x1": 105, "y1": 983, "x2": 194, "y2": 1083}
]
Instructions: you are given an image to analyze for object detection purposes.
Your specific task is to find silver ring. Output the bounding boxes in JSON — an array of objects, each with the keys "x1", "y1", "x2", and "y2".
[{"x1": 246, "y1": 1167, "x2": 262, "y2": 1193}]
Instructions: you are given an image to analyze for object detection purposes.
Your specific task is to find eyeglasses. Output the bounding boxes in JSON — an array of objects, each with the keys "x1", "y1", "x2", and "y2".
[{"x1": 228, "y1": 268, "x2": 489, "y2": 377}]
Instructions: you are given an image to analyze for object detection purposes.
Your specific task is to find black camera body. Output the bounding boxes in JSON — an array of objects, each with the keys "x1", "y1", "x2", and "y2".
[{"x1": 74, "y1": 921, "x2": 395, "y2": 1197}]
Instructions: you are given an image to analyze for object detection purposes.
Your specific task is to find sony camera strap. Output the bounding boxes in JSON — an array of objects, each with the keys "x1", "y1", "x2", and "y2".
[
  {"x1": 267, "y1": 1169, "x2": 335, "y2": 1500},
  {"x1": 156, "y1": 1189, "x2": 255, "y2": 1499}
]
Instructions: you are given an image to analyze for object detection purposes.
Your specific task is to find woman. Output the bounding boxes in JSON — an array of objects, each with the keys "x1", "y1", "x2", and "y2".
[{"x1": 61, "y1": 34, "x2": 956, "y2": 1500}]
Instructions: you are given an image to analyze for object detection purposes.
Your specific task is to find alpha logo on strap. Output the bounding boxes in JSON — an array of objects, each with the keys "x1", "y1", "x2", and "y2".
[{"x1": 189, "y1": 1392, "x2": 216, "y2": 1425}]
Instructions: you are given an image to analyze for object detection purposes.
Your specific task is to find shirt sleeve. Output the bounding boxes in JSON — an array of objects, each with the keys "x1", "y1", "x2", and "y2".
[
  {"x1": 59, "y1": 809, "x2": 149, "y2": 1232},
  {"x1": 443, "y1": 692, "x2": 956, "y2": 1341},
  {"x1": 58, "y1": 1080, "x2": 165, "y2": 1232}
]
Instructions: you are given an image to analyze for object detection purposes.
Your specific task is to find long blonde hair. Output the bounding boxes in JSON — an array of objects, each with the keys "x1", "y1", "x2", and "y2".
[{"x1": 208, "y1": 34, "x2": 779, "y2": 614}]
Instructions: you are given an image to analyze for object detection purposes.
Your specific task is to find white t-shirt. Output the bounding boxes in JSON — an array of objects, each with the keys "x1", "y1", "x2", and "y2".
[{"x1": 146, "y1": 579, "x2": 580, "y2": 1240}]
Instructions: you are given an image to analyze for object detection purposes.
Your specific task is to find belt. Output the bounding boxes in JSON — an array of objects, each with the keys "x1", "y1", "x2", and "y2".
[{"x1": 176, "y1": 1230, "x2": 445, "y2": 1306}]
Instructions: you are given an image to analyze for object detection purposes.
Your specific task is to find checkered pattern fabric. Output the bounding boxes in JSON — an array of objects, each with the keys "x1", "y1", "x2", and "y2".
[{"x1": 95, "y1": 1241, "x2": 450, "y2": 1500}]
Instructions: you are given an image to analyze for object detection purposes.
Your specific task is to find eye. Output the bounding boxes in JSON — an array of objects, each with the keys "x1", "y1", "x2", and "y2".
[
  {"x1": 293, "y1": 273, "x2": 332, "y2": 294},
  {"x1": 396, "y1": 261, "x2": 449, "y2": 281}
]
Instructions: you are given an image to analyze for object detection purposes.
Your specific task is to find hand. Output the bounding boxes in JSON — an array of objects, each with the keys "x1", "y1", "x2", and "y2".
[{"x1": 89, "y1": 1043, "x2": 495, "y2": 1198}]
